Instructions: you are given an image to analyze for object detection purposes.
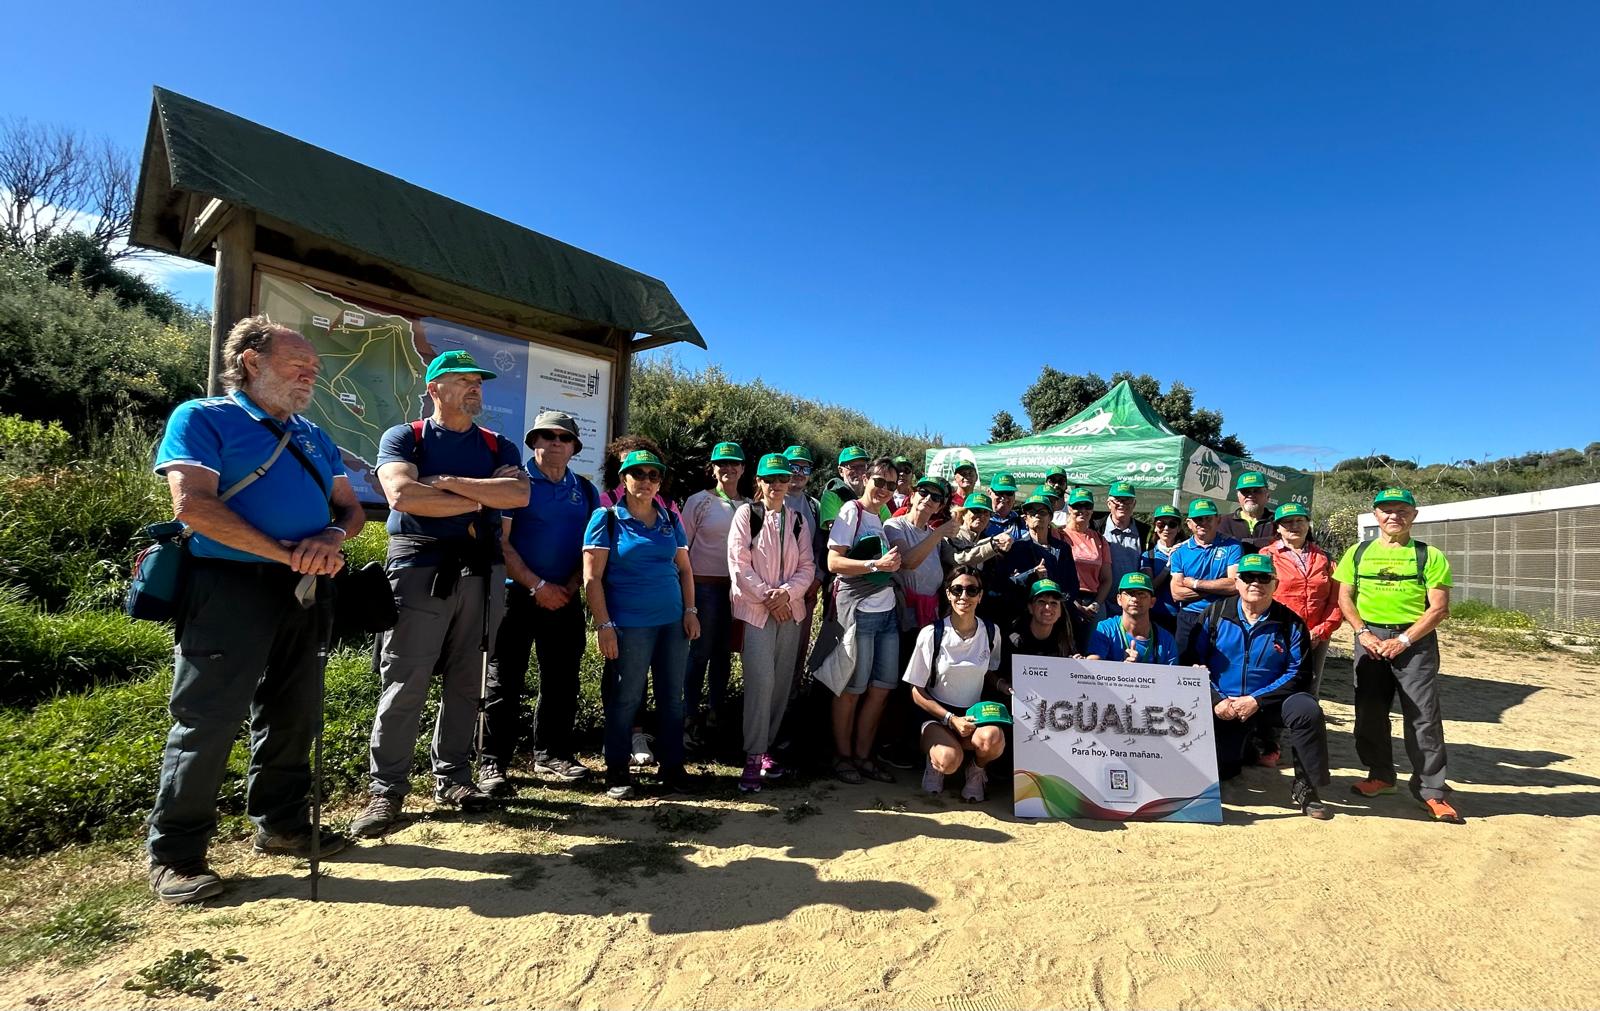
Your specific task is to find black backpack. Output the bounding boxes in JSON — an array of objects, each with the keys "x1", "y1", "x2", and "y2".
[
  {"x1": 749, "y1": 501, "x2": 806, "y2": 543},
  {"x1": 1351, "y1": 538, "x2": 1430, "y2": 591}
]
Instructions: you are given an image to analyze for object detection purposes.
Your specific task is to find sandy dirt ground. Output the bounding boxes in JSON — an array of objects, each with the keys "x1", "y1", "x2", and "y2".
[{"x1": 3, "y1": 633, "x2": 1599, "y2": 1010}]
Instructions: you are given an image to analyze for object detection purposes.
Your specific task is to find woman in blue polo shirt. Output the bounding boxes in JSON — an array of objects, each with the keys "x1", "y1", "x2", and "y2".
[{"x1": 583, "y1": 449, "x2": 701, "y2": 800}]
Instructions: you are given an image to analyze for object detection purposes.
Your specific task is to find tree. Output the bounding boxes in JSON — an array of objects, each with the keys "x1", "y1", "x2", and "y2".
[
  {"x1": 1017, "y1": 367, "x2": 1248, "y2": 457},
  {"x1": 0, "y1": 118, "x2": 135, "y2": 259},
  {"x1": 989, "y1": 409, "x2": 1024, "y2": 443}
]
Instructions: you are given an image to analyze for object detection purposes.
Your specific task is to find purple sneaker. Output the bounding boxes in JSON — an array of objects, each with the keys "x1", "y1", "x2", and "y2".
[
  {"x1": 738, "y1": 754, "x2": 763, "y2": 793},
  {"x1": 759, "y1": 753, "x2": 785, "y2": 781}
]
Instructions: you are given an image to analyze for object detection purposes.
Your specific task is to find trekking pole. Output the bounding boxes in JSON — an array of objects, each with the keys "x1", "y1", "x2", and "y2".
[
  {"x1": 475, "y1": 509, "x2": 494, "y2": 772},
  {"x1": 309, "y1": 573, "x2": 333, "y2": 901}
]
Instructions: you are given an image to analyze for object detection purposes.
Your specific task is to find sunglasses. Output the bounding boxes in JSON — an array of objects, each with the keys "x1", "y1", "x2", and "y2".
[
  {"x1": 1069, "y1": 503, "x2": 1093, "y2": 511},
  {"x1": 1239, "y1": 573, "x2": 1274, "y2": 585},
  {"x1": 916, "y1": 488, "x2": 946, "y2": 503},
  {"x1": 947, "y1": 584, "x2": 983, "y2": 598},
  {"x1": 789, "y1": 464, "x2": 812, "y2": 476},
  {"x1": 626, "y1": 469, "x2": 663, "y2": 483},
  {"x1": 1154, "y1": 519, "x2": 1179, "y2": 527},
  {"x1": 1025, "y1": 508, "x2": 1051, "y2": 518},
  {"x1": 537, "y1": 430, "x2": 577, "y2": 444},
  {"x1": 763, "y1": 473, "x2": 793, "y2": 483},
  {"x1": 869, "y1": 476, "x2": 895, "y2": 490}
]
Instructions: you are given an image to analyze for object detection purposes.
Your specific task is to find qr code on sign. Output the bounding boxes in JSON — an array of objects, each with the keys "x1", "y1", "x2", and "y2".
[{"x1": 1108, "y1": 769, "x2": 1130, "y2": 792}]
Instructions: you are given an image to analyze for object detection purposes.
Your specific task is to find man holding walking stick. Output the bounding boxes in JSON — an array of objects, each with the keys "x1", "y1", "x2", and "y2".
[
  {"x1": 146, "y1": 317, "x2": 365, "y2": 905},
  {"x1": 352, "y1": 351, "x2": 529, "y2": 837}
]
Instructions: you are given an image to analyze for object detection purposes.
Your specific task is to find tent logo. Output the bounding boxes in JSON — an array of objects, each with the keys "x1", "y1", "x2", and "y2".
[
  {"x1": 1184, "y1": 448, "x2": 1232, "y2": 497},
  {"x1": 1053, "y1": 408, "x2": 1121, "y2": 438},
  {"x1": 928, "y1": 446, "x2": 978, "y2": 478}
]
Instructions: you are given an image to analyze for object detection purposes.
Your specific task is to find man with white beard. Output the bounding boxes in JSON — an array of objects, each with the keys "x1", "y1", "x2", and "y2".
[{"x1": 147, "y1": 317, "x2": 366, "y2": 904}]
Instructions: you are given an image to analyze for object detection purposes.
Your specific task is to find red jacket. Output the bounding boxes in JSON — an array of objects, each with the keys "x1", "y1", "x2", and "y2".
[{"x1": 1260, "y1": 540, "x2": 1342, "y2": 641}]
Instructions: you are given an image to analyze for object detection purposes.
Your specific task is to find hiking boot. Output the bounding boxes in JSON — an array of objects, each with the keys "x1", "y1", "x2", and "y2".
[
  {"x1": 921, "y1": 761, "x2": 946, "y2": 795},
  {"x1": 1350, "y1": 777, "x2": 1397, "y2": 798},
  {"x1": 434, "y1": 781, "x2": 491, "y2": 811},
  {"x1": 350, "y1": 795, "x2": 403, "y2": 838},
  {"x1": 149, "y1": 860, "x2": 224, "y2": 905},
  {"x1": 253, "y1": 827, "x2": 352, "y2": 859},
  {"x1": 738, "y1": 755, "x2": 763, "y2": 794},
  {"x1": 1421, "y1": 797, "x2": 1465, "y2": 824},
  {"x1": 1291, "y1": 781, "x2": 1331, "y2": 820},
  {"x1": 759, "y1": 753, "x2": 785, "y2": 781},
  {"x1": 630, "y1": 732, "x2": 657, "y2": 767},
  {"x1": 961, "y1": 763, "x2": 988, "y2": 803},
  {"x1": 534, "y1": 756, "x2": 590, "y2": 783},
  {"x1": 476, "y1": 760, "x2": 513, "y2": 797}
]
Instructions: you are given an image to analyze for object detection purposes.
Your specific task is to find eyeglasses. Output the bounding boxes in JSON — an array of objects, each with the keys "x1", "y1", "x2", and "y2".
[
  {"x1": 763, "y1": 473, "x2": 792, "y2": 484},
  {"x1": 947, "y1": 584, "x2": 983, "y2": 598},
  {"x1": 1069, "y1": 503, "x2": 1093, "y2": 512},
  {"x1": 916, "y1": 489, "x2": 946, "y2": 503},
  {"x1": 1154, "y1": 519, "x2": 1179, "y2": 528},
  {"x1": 789, "y1": 464, "x2": 811, "y2": 476},
  {"x1": 627, "y1": 469, "x2": 662, "y2": 483},
  {"x1": 1239, "y1": 573, "x2": 1274, "y2": 585},
  {"x1": 537, "y1": 430, "x2": 577, "y2": 444},
  {"x1": 1024, "y1": 509, "x2": 1050, "y2": 519},
  {"x1": 869, "y1": 476, "x2": 894, "y2": 490}
]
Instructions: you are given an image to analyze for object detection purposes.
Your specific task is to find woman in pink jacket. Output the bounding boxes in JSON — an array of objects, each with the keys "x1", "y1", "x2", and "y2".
[
  {"x1": 1260, "y1": 502, "x2": 1342, "y2": 698},
  {"x1": 727, "y1": 453, "x2": 817, "y2": 793}
]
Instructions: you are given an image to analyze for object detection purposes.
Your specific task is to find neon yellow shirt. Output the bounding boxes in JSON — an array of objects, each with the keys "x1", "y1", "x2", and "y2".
[{"x1": 1333, "y1": 538, "x2": 1452, "y2": 625}]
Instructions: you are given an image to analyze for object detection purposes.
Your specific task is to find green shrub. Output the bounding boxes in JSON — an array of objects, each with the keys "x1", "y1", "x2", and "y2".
[
  {"x1": 1451, "y1": 599, "x2": 1539, "y2": 630},
  {"x1": 0, "y1": 587, "x2": 172, "y2": 706},
  {"x1": 0, "y1": 415, "x2": 72, "y2": 472}
]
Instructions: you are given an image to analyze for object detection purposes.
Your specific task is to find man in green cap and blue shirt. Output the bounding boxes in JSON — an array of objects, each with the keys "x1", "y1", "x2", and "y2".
[
  {"x1": 1169, "y1": 498, "x2": 1243, "y2": 659},
  {"x1": 354, "y1": 350, "x2": 530, "y2": 836},
  {"x1": 984, "y1": 472, "x2": 1023, "y2": 540},
  {"x1": 1335, "y1": 488, "x2": 1462, "y2": 824},
  {"x1": 1217, "y1": 471, "x2": 1277, "y2": 552},
  {"x1": 1085, "y1": 572, "x2": 1180, "y2": 664},
  {"x1": 1102, "y1": 480, "x2": 1151, "y2": 615}
]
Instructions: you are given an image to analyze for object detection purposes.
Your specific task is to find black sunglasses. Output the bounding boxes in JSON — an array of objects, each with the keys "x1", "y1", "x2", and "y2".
[
  {"x1": 916, "y1": 488, "x2": 946, "y2": 503},
  {"x1": 763, "y1": 473, "x2": 793, "y2": 483},
  {"x1": 947, "y1": 584, "x2": 983, "y2": 598},
  {"x1": 1239, "y1": 572, "x2": 1274, "y2": 584},
  {"x1": 1154, "y1": 519, "x2": 1179, "y2": 527},
  {"x1": 869, "y1": 476, "x2": 895, "y2": 490},
  {"x1": 627, "y1": 469, "x2": 663, "y2": 483},
  {"x1": 1069, "y1": 503, "x2": 1093, "y2": 511},
  {"x1": 537, "y1": 430, "x2": 577, "y2": 444}
]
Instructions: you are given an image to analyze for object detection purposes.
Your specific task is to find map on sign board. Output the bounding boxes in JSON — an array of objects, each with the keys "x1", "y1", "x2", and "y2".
[{"x1": 256, "y1": 272, "x2": 612, "y2": 504}]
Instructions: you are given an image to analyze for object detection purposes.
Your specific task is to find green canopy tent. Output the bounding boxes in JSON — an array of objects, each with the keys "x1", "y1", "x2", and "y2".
[{"x1": 924, "y1": 381, "x2": 1314, "y2": 512}]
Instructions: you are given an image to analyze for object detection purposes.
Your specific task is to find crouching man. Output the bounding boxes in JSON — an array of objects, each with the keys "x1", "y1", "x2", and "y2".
[{"x1": 147, "y1": 317, "x2": 365, "y2": 904}]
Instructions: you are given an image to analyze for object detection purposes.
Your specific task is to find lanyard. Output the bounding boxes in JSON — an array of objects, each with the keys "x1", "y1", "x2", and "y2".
[{"x1": 1114, "y1": 622, "x2": 1154, "y2": 662}]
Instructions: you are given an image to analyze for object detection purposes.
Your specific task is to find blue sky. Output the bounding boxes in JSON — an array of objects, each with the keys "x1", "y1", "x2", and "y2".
[{"x1": 5, "y1": 3, "x2": 1596, "y2": 468}]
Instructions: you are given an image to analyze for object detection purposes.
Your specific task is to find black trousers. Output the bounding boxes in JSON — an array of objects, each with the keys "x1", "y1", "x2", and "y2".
[
  {"x1": 1213, "y1": 692, "x2": 1330, "y2": 786},
  {"x1": 482, "y1": 588, "x2": 586, "y2": 764}
]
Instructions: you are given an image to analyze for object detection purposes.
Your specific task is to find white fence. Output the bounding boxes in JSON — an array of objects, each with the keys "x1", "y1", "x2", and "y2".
[{"x1": 1357, "y1": 483, "x2": 1600, "y2": 631}]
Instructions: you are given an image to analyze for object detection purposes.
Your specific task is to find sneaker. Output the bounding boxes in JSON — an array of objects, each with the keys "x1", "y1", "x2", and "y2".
[
  {"x1": 1421, "y1": 797, "x2": 1465, "y2": 824},
  {"x1": 605, "y1": 780, "x2": 636, "y2": 801},
  {"x1": 921, "y1": 761, "x2": 946, "y2": 795},
  {"x1": 961, "y1": 763, "x2": 988, "y2": 803},
  {"x1": 253, "y1": 827, "x2": 352, "y2": 859},
  {"x1": 434, "y1": 781, "x2": 491, "y2": 811},
  {"x1": 350, "y1": 795, "x2": 403, "y2": 838},
  {"x1": 149, "y1": 860, "x2": 224, "y2": 905},
  {"x1": 738, "y1": 755, "x2": 763, "y2": 794},
  {"x1": 1255, "y1": 749, "x2": 1281, "y2": 769},
  {"x1": 1350, "y1": 777, "x2": 1397, "y2": 798},
  {"x1": 476, "y1": 760, "x2": 513, "y2": 797},
  {"x1": 1291, "y1": 781, "x2": 1331, "y2": 820},
  {"x1": 630, "y1": 732, "x2": 656, "y2": 767},
  {"x1": 534, "y1": 756, "x2": 590, "y2": 783},
  {"x1": 759, "y1": 754, "x2": 785, "y2": 781}
]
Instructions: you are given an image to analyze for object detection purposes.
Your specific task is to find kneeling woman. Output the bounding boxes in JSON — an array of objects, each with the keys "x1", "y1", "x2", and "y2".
[{"x1": 903, "y1": 566, "x2": 1006, "y2": 802}]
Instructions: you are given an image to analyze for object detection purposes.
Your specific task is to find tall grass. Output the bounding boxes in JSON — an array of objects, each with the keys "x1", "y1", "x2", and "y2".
[{"x1": 0, "y1": 586, "x2": 172, "y2": 707}]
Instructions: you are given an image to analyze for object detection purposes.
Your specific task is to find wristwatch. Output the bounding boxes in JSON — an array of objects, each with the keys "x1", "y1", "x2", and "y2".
[
  {"x1": 1397, "y1": 633, "x2": 1412, "y2": 647},
  {"x1": 533, "y1": 578, "x2": 547, "y2": 594},
  {"x1": 598, "y1": 621, "x2": 618, "y2": 631},
  {"x1": 1354, "y1": 626, "x2": 1370, "y2": 637},
  {"x1": 867, "y1": 560, "x2": 880, "y2": 573},
  {"x1": 941, "y1": 712, "x2": 953, "y2": 728},
  {"x1": 686, "y1": 606, "x2": 699, "y2": 615}
]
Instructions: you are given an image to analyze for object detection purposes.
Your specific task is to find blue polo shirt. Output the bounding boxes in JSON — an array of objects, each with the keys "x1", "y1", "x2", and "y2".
[
  {"x1": 583, "y1": 504, "x2": 688, "y2": 627},
  {"x1": 376, "y1": 419, "x2": 521, "y2": 549},
  {"x1": 1167, "y1": 536, "x2": 1244, "y2": 613},
  {"x1": 154, "y1": 391, "x2": 341, "y2": 564},
  {"x1": 1086, "y1": 616, "x2": 1179, "y2": 665},
  {"x1": 506, "y1": 465, "x2": 598, "y2": 586}
]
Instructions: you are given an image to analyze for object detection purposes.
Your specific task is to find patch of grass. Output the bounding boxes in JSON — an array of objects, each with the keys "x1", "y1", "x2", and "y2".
[
  {"x1": 651, "y1": 805, "x2": 723, "y2": 836},
  {"x1": 122, "y1": 947, "x2": 245, "y2": 1000},
  {"x1": 0, "y1": 882, "x2": 143, "y2": 969},
  {"x1": 0, "y1": 585, "x2": 172, "y2": 706},
  {"x1": 571, "y1": 840, "x2": 688, "y2": 886},
  {"x1": 1451, "y1": 599, "x2": 1540, "y2": 629},
  {"x1": 783, "y1": 801, "x2": 822, "y2": 824},
  {"x1": 872, "y1": 797, "x2": 909, "y2": 813}
]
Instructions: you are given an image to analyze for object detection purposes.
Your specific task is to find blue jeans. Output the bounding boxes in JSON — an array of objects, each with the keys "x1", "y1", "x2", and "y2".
[
  {"x1": 845, "y1": 607, "x2": 901, "y2": 695},
  {"x1": 604, "y1": 622, "x2": 689, "y2": 781},
  {"x1": 683, "y1": 579, "x2": 733, "y2": 715}
]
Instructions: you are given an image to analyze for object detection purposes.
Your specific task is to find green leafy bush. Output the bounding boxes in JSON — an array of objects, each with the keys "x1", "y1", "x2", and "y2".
[
  {"x1": 0, "y1": 415, "x2": 72, "y2": 470},
  {"x1": 0, "y1": 586, "x2": 172, "y2": 706}
]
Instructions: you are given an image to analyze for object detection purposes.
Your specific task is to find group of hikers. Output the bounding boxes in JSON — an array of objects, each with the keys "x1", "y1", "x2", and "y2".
[{"x1": 143, "y1": 317, "x2": 1460, "y2": 907}]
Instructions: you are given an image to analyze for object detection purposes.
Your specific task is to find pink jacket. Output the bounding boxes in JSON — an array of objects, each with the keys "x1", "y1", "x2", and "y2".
[{"x1": 727, "y1": 501, "x2": 816, "y2": 629}]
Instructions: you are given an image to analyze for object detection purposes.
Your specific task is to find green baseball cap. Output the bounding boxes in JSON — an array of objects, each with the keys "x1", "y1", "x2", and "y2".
[
  {"x1": 710, "y1": 441, "x2": 744, "y2": 463},
  {"x1": 1235, "y1": 471, "x2": 1269, "y2": 491},
  {"x1": 966, "y1": 700, "x2": 1012, "y2": 726},
  {"x1": 838, "y1": 446, "x2": 870, "y2": 466},
  {"x1": 1045, "y1": 465, "x2": 1068, "y2": 480},
  {"x1": 915, "y1": 475, "x2": 950, "y2": 496},
  {"x1": 1067, "y1": 488, "x2": 1094, "y2": 507},
  {"x1": 962, "y1": 492, "x2": 994, "y2": 514},
  {"x1": 1022, "y1": 493, "x2": 1053, "y2": 512},
  {"x1": 953, "y1": 459, "x2": 979, "y2": 477},
  {"x1": 1373, "y1": 487, "x2": 1417, "y2": 507},
  {"x1": 1030, "y1": 578, "x2": 1066, "y2": 599},
  {"x1": 1107, "y1": 480, "x2": 1137, "y2": 499},
  {"x1": 1273, "y1": 502, "x2": 1311, "y2": 521},
  {"x1": 756, "y1": 453, "x2": 791, "y2": 478},
  {"x1": 618, "y1": 449, "x2": 665, "y2": 475},
  {"x1": 1187, "y1": 499, "x2": 1219, "y2": 518},
  {"x1": 782, "y1": 445, "x2": 813, "y2": 464},
  {"x1": 1118, "y1": 571, "x2": 1156, "y2": 594},
  {"x1": 990, "y1": 473, "x2": 1018, "y2": 494},
  {"x1": 1152, "y1": 505, "x2": 1181, "y2": 521},
  {"x1": 424, "y1": 349, "x2": 497, "y2": 382},
  {"x1": 1237, "y1": 553, "x2": 1276, "y2": 575},
  {"x1": 893, "y1": 455, "x2": 912, "y2": 467}
]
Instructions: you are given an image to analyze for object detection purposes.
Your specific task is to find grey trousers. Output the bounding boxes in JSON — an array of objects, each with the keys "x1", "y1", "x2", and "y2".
[
  {"x1": 1306, "y1": 638, "x2": 1330, "y2": 699},
  {"x1": 1353, "y1": 627, "x2": 1449, "y2": 800},
  {"x1": 368, "y1": 564, "x2": 506, "y2": 797},
  {"x1": 741, "y1": 617, "x2": 803, "y2": 755}
]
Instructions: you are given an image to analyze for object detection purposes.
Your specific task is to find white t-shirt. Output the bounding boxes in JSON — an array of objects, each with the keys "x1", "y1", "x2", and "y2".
[
  {"x1": 884, "y1": 516, "x2": 943, "y2": 596},
  {"x1": 902, "y1": 619, "x2": 1002, "y2": 710},
  {"x1": 828, "y1": 500, "x2": 895, "y2": 612}
]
